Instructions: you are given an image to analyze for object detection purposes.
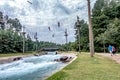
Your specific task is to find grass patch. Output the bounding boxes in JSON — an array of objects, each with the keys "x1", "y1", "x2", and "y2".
[{"x1": 47, "y1": 53, "x2": 120, "y2": 80}]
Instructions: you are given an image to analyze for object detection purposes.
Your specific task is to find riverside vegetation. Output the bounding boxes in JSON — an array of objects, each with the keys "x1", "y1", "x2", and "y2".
[{"x1": 47, "y1": 53, "x2": 120, "y2": 80}]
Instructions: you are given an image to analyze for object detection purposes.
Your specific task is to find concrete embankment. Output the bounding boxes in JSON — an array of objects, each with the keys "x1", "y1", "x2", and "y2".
[{"x1": 0, "y1": 55, "x2": 32, "y2": 64}]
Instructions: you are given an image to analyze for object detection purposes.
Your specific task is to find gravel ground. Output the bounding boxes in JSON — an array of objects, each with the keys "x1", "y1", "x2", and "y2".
[{"x1": 97, "y1": 53, "x2": 120, "y2": 64}]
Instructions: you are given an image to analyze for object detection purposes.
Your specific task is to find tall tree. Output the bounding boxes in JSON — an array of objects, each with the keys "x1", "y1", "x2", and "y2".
[
  {"x1": 92, "y1": 0, "x2": 120, "y2": 52},
  {"x1": 74, "y1": 19, "x2": 89, "y2": 51},
  {"x1": 87, "y1": 0, "x2": 94, "y2": 57},
  {"x1": 0, "y1": 11, "x2": 5, "y2": 30},
  {"x1": 26, "y1": 34, "x2": 34, "y2": 51},
  {"x1": 7, "y1": 18, "x2": 22, "y2": 32}
]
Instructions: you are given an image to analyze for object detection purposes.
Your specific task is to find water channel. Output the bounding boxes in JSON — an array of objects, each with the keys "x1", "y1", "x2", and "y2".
[{"x1": 0, "y1": 52, "x2": 67, "y2": 80}]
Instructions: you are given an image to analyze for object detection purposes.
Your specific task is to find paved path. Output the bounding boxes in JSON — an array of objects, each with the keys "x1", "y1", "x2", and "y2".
[{"x1": 98, "y1": 53, "x2": 120, "y2": 64}]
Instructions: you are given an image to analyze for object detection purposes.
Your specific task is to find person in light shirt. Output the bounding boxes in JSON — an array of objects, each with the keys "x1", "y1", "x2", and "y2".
[{"x1": 108, "y1": 44, "x2": 113, "y2": 56}]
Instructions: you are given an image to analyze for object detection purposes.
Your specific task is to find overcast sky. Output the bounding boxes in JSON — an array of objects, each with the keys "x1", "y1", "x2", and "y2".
[{"x1": 0, "y1": 0, "x2": 96, "y2": 44}]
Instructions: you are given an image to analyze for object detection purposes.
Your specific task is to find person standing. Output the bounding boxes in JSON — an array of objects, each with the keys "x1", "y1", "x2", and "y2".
[
  {"x1": 108, "y1": 45, "x2": 113, "y2": 56},
  {"x1": 112, "y1": 46, "x2": 116, "y2": 55}
]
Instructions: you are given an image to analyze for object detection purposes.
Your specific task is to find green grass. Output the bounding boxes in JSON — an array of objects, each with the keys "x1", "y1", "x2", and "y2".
[{"x1": 47, "y1": 53, "x2": 120, "y2": 80}]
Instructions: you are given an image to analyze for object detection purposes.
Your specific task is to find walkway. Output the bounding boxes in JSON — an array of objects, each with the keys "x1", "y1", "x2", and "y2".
[{"x1": 98, "y1": 53, "x2": 120, "y2": 64}]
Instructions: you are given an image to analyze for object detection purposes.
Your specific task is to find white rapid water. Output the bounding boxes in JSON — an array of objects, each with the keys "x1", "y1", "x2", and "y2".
[{"x1": 0, "y1": 53, "x2": 64, "y2": 80}]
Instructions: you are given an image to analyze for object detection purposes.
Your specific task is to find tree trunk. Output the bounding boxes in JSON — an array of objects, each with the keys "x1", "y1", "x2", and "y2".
[
  {"x1": 87, "y1": 0, "x2": 94, "y2": 57},
  {"x1": 78, "y1": 27, "x2": 81, "y2": 53}
]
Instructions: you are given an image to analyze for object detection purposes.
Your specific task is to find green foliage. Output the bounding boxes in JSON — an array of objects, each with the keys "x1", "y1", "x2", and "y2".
[
  {"x1": 68, "y1": 42, "x2": 78, "y2": 51},
  {"x1": 74, "y1": 19, "x2": 89, "y2": 51},
  {"x1": 1, "y1": 0, "x2": 120, "y2": 53},
  {"x1": 7, "y1": 18, "x2": 22, "y2": 32},
  {"x1": 92, "y1": 0, "x2": 105, "y2": 18},
  {"x1": 47, "y1": 54, "x2": 120, "y2": 80},
  {"x1": 92, "y1": 0, "x2": 120, "y2": 52},
  {"x1": 0, "y1": 30, "x2": 23, "y2": 53},
  {"x1": 26, "y1": 34, "x2": 34, "y2": 51},
  {"x1": 0, "y1": 11, "x2": 62, "y2": 53}
]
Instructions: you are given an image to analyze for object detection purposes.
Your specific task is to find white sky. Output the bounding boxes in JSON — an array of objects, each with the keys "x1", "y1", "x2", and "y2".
[{"x1": 0, "y1": 0, "x2": 96, "y2": 44}]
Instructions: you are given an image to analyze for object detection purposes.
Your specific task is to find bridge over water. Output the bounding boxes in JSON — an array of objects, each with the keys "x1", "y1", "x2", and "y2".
[{"x1": 40, "y1": 48, "x2": 60, "y2": 51}]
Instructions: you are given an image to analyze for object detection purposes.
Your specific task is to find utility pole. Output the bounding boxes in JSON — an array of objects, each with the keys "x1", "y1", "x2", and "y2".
[
  {"x1": 34, "y1": 32, "x2": 38, "y2": 52},
  {"x1": 76, "y1": 16, "x2": 81, "y2": 53},
  {"x1": 22, "y1": 26, "x2": 26, "y2": 54},
  {"x1": 87, "y1": 0, "x2": 94, "y2": 57},
  {"x1": 65, "y1": 28, "x2": 68, "y2": 51}
]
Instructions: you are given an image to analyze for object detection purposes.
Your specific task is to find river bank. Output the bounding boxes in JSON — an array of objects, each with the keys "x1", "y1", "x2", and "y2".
[
  {"x1": 0, "y1": 54, "x2": 32, "y2": 64},
  {"x1": 0, "y1": 52, "x2": 77, "y2": 80},
  {"x1": 0, "y1": 52, "x2": 77, "y2": 64}
]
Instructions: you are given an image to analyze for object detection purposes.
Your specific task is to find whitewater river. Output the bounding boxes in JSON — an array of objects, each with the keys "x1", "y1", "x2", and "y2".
[{"x1": 0, "y1": 52, "x2": 66, "y2": 80}]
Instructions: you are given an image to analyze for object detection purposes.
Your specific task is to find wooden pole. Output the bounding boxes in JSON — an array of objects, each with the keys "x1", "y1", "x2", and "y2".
[
  {"x1": 76, "y1": 16, "x2": 81, "y2": 53},
  {"x1": 22, "y1": 26, "x2": 26, "y2": 54},
  {"x1": 87, "y1": 0, "x2": 94, "y2": 57},
  {"x1": 65, "y1": 29, "x2": 68, "y2": 51}
]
